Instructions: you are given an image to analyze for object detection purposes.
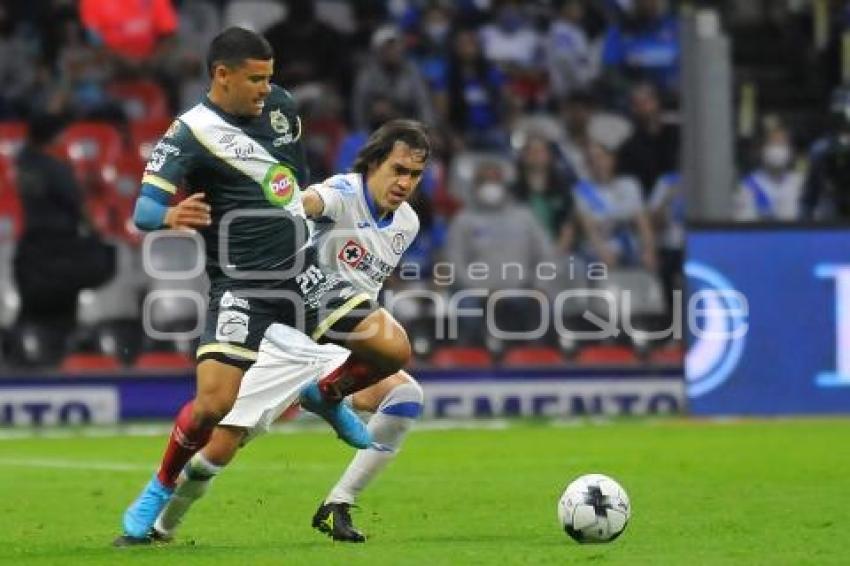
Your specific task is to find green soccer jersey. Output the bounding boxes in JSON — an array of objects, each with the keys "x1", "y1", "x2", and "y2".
[{"x1": 142, "y1": 85, "x2": 309, "y2": 286}]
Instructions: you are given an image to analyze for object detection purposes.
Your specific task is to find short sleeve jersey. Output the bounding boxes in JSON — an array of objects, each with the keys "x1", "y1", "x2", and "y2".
[
  {"x1": 310, "y1": 173, "x2": 420, "y2": 300},
  {"x1": 142, "y1": 85, "x2": 309, "y2": 286}
]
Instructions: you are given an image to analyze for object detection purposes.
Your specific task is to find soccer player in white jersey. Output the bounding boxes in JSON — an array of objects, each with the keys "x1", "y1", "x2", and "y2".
[{"x1": 152, "y1": 120, "x2": 430, "y2": 543}]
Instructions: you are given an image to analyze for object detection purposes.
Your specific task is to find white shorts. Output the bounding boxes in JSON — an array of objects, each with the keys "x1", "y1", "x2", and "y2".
[{"x1": 219, "y1": 323, "x2": 350, "y2": 443}]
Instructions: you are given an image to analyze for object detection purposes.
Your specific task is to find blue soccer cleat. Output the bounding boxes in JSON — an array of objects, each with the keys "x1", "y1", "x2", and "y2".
[
  {"x1": 121, "y1": 474, "x2": 174, "y2": 539},
  {"x1": 299, "y1": 382, "x2": 371, "y2": 449}
]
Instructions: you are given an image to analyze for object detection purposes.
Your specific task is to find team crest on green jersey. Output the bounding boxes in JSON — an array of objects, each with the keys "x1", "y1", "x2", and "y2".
[
  {"x1": 262, "y1": 164, "x2": 298, "y2": 206},
  {"x1": 270, "y1": 109, "x2": 289, "y2": 134}
]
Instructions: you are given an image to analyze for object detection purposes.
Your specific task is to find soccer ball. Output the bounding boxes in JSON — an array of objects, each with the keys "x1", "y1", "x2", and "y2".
[{"x1": 557, "y1": 473, "x2": 630, "y2": 543}]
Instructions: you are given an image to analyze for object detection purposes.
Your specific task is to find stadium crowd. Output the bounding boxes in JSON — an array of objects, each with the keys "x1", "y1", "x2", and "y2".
[{"x1": 0, "y1": 0, "x2": 842, "y2": 372}]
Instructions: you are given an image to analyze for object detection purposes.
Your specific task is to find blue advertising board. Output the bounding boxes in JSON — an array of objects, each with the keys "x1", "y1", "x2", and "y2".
[
  {"x1": 0, "y1": 368, "x2": 684, "y2": 425},
  {"x1": 687, "y1": 226, "x2": 850, "y2": 415}
]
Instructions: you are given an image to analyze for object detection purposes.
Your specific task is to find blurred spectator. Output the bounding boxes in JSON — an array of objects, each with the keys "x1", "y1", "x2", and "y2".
[
  {"x1": 447, "y1": 161, "x2": 556, "y2": 341},
  {"x1": 79, "y1": 0, "x2": 181, "y2": 109},
  {"x1": 410, "y1": 2, "x2": 454, "y2": 98},
  {"x1": 57, "y1": 17, "x2": 123, "y2": 121},
  {"x1": 174, "y1": 0, "x2": 222, "y2": 110},
  {"x1": 648, "y1": 171, "x2": 682, "y2": 315},
  {"x1": 79, "y1": 0, "x2": 178, "y2": 62},
  {"x1": 512, "y1": 134, "x2": 577, "y2": 253},
  {"x1": 557, "y1": 90, "x2": 632, "y2": 178},
  {"x1": 546, "y1": 0, "x2": 600, "y2": 98},
  {"x1": 479, "y1": 0, "x2": 546, "y2": 106},
  {"x1": 335, "y1": 96, "x2": 401, "y2": 173},
  {"x1": 617, "y1": 81, "x2": 678, "y2": 197},
  {"x1": 263, "y1": 0, "x2": 351, "y2": 94},
  {"x1": 573, "y1": 142, "x2": 656, "y2": 270},
  {"x1": 13, "y1": 113, "x2": 115, "y2": 333},
  {"x1": 479, "y1": 0, "x2": 542, "y2": 72},
  {"x1": 558, "y1": 90, "x2": 595, "y2": 177},
  {"x1": 446, "y1": 27, "x2": 509, "y2": 150},
  {"x1": 734, "y1": 126, "x2": 802, "y2": 221},
  {"x1": 0, "y1": 3, "x2": 38, "y2": 118},
  {"x1": 802, "y1": 85, "x2": 850, "y2": 220},
  {"x1": 351, "y1": 24, "x2": 436, "y2": 130},
  {"x1": 600, "y1": 0, "x2": 680, "y2": 99}
]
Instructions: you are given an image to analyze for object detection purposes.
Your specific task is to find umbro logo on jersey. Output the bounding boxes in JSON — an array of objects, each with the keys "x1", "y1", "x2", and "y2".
[{"x1": 357, "y1": 221, "x2": 371, "y2": 228}]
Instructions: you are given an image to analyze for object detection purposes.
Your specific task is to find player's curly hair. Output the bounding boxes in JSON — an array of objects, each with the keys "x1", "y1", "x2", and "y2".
[{"x1": 352, "y1": 120, "x2": 431, "y2": 175}]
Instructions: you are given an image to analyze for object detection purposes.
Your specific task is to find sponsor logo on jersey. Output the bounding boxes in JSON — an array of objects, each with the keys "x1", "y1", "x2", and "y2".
[
  {"x1": 215, "y1": 310, "x2": 250, "y2": 343},
  {"x1": 357, "y1": 221, "x2": 371, "y2": 228},
  {"x1": 262, "y1": 164, "x2": 298, "y2": 207},
  {"x1": 339, "y1": 240, "x2": 367, "y2": 267},
  {"x1": 391, "y1": 232, "x2": 406, "y2": 255},
  {"x1": 338, "y1": 239, "x2": 394, "y2": 283},
  {"x1": 220, "y1": 291, "x2": 249, "y2": 310}
]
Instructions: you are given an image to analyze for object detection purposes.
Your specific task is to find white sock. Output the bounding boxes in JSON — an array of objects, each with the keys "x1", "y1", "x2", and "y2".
[
  {"x1": 325, "y1": 381, "x2": 424, "y2": 505},
  {"x1": 154, "y1": 452, "x2": 222, "y2": 537}
]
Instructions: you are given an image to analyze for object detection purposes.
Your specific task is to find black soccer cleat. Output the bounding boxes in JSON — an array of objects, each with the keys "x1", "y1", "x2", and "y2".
[
  {"x1": 311, "y1": 502, "x2": 366, "y2": 543},
  {"x1": 149, "y1": 527, "x2": 174, "y2": 544}
]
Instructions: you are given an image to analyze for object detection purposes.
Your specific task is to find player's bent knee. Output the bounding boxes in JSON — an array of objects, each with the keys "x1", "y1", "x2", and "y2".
[
  {"x1": 192, "y1": 396, "x2": 236, "y2": 427},
  {"x1": 380, "y1": 332, "x2": 412, "y2": 375}
]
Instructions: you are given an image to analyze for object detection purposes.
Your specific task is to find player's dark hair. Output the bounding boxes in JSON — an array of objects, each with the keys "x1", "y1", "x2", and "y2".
[
  {"x1": 206, "y1": 27, "x2": 273, "y2": 78},
  {"x1": 352, "y1": 119, "x2": 431, "y2": 175}
]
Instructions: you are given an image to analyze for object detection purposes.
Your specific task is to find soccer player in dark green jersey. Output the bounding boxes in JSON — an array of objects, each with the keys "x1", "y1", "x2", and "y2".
[{"x1": 117, "y1": 27, "x2": 418, "y2": 544}]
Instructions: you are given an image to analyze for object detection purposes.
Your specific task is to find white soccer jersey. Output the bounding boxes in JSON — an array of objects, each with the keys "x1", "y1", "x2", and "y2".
[
  {"x1": 309, "y1": 173, "x2": 420, "y2": 300},
  {"x1": 220, "y1": 172, "x2": 420, "y2": 437}
]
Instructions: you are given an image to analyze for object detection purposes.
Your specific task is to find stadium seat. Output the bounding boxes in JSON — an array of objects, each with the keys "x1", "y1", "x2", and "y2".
[
  {"x1": 0, "y1": 121, "x2": 27, "y2": 160},
  {"x1": 133, "y1": 351, "x2": 194, "y2": 371},
  {"x1": 223, "y1": 0, "x2": 287, "y2": 32},
  {"x1": 575, "y1": 344, "x2": 639, "y2": 365},
  {"x1": 107, "y1": 80, "x2": 170, "y2": 120},
  {"x1": 502, "y1": 346, "x2": 567, "y2": 367},
  {"x1": 430, "y1": 346, "x2": 493, "y2": 368},
  {"x1": 99, "y1": 154, "x2": 146, "y2": 241},
  {"x1": 77, "y1": 242, "x2": 145, "y2": 325},
  {"x1": 510, "y1": 114, "x2": 566, "y2": 150},
  {"x1": 129, "y1": 117, "x2": 174, "y2": 161},
  {"x1": 56, "y1": 122, "x2": 123, "y2": 182},
  {"x1": 0, "y1": 158, "x2": 23, "y2": 242},
  {"x1": 447, "y1": 152, "x2": 515, "y2": 204},
  {"x1": 649, "y1": 342, "x2": 684, "y2": 366},
  {"x1": 590, "y1": 268, "x2": 667, "y2": 319},
  {"x1": 316, "y1": 0, "x2": 356, "y2": 32},
  {"x1": 6, "y1": 322, "x2": 68, "y2": 367},
  {"x1": 60, "y1": 352, "x2": 122, "y2": 372},
  {"x1": 144, "y1": 232, "x2": 208, "y2": 335},
  {"x1": 0, "y1": 243, "x2": 20, "y2": 329}
]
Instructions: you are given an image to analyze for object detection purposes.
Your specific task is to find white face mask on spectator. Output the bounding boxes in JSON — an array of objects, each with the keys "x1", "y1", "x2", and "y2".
[
  {"x1": 762, "y1": 144, "x2": 791, "y2": 169},
  {"x1": 477, "y1": 182, "x2": 507, "y2": 207}
]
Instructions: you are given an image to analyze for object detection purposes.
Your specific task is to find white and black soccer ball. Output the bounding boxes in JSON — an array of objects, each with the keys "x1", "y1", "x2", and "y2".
[{"x1": 557, "y1": 473, "x2": 630, "y2": 543}]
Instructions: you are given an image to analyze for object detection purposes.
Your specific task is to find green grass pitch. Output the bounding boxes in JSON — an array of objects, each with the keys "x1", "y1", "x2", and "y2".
[{"x1": 0, "y1": 418, "x2": 847, "y2": 565}]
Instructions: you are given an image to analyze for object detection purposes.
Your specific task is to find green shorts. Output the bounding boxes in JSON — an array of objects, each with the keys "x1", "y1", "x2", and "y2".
[{"x1": 197, "y1": 263, "x2": 377, "y2": 371}]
